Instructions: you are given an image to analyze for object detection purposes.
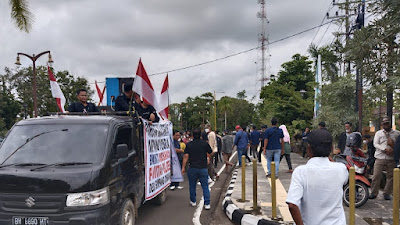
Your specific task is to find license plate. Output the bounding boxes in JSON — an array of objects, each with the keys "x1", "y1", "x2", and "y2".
[{"x1": 12, "y1": 217, "x2": 49, "y2": 225}]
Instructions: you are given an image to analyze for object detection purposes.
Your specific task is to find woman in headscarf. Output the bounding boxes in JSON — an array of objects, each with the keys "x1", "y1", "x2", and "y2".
[{"x1": 279, "y1": 125, "x2": 293, "y2": 173}]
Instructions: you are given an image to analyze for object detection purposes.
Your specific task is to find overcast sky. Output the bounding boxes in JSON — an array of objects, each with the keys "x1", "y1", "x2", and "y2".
[{"x1": 0, "y1": 0, "x2": 352, "y2": 104}]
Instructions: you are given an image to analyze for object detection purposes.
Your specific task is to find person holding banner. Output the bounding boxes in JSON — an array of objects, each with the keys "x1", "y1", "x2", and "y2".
[
  {"x1": 171, "y1": 131, "x2": 184, "y2": 190},
  {"x1": 182, "y1": 129, "x2": 212, "y2": 210}
]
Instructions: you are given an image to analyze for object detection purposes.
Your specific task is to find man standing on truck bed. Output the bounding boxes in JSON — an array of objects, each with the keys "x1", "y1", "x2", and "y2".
[
  {"x1": 67, "y1": 89, "x2": 99, "y2": 113},
  {"x1": 115, "y1": 83, "x2": 140, "y2": 112},
  {"x1": 182, "y1": 129, "x2": 213, "y2": 210}
]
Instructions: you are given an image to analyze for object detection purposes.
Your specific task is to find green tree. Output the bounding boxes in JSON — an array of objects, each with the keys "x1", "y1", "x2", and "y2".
[
  {"x1": 9, "y1": 0, "x2": 34, "y2": 32},
  {"x1": 259, "y1": 54, "x2": 314, "y2": 132},
  {"x1": 0, "y1": 76, "x2": 20, "y2": 133},
  {"x1": 308, "y1": 44, "x2": 341, "y2": 82},
  {"x1": 169, "y1": 92, "x2": 257, "y2": 132},
  {"x1": 316, "y1": 75, "x2": 358, "y2": 139},
  {"x1": 346, "y1": 0, "x2": 400, "y2": 121},
  {"x1": 275, "y1": 54, "x2": 315, "y2": 98},
  {"x1": 3, "y1": 66, "x2": 93, "y2": 117}
]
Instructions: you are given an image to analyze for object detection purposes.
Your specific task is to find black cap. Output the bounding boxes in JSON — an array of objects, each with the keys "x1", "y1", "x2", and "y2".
[
  {"x1": 261, "y1": 125, "x2": 268, "y2": 129},
  {"x1": 124, "y1": 83, "x2": 133, "y2": 92},
  {"x1": 382, "y1": 117, "x2": 390, "y2": 124},
  {"x1": 318, "y1": 121, "x2": 326, "y2": 127},
  {"x1": 307, "y1": 129, "x2": 332, "y2": 146}
]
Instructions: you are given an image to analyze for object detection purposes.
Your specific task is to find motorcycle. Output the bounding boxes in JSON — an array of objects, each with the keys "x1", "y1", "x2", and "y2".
[{"x1": 334, "y1": 153, "x2": 370, "y2": 208}]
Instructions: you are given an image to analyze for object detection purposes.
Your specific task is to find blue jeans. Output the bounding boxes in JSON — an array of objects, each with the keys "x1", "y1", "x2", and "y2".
[
  {"x1": 237, "y1": 148, "x2": 247, "y2": 166},
  {"x1": 266, "y1": 149, "x2": 280, "y2": 176},
  {"x1": 187, "y1": 167, "x2": 210, "y2": 205}
]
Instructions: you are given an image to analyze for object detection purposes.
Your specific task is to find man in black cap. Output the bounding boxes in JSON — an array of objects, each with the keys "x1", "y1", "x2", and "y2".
[
  {"x1": 115, "y1": 83, "x2": 139, "y2": 112},
  {"x1": 318, "y1": 121, "x2": 326, "y2": 130},
  {"x1": 67, "y1": 89, "x2": 99, "y2": 113},
  {"x1": 286, "y1": 129, "x2": 348, "y2": 225}
]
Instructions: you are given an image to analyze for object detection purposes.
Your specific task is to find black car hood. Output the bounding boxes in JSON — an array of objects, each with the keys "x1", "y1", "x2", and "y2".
[{"x1": 0, "y1": 166, "x2": 99, "y2": 193}]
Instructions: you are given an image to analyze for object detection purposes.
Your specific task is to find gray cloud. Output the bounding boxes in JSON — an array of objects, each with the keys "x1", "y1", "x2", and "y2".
[{"x1": 0, "y1": 0, "x2": 337, "y2": 104}]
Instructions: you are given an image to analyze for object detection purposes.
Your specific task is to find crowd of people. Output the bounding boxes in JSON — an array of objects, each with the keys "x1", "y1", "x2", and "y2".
[
  {"x1": 65, "y1": 86, "x2": 400, "y2": 222},
  {"x1": 178, "y1": 116, "x2": 400, "y2": 224}
]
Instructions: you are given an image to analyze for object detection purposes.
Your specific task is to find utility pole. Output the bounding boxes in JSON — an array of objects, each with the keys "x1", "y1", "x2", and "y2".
[
  {"x1": 355, "y1": 0, "x2": 365, "y2": 132},
  {"x1": 328, "y1": 0, "x2": 360, "y2": 75},
  {"x1": 345, "y1": 0, "x2": 351, "y2": 75}
]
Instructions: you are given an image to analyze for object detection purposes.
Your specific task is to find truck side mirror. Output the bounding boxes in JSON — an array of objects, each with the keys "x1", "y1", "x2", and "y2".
[{"x1": 116, "y1": 144, "x2": 129, "y2": 159}]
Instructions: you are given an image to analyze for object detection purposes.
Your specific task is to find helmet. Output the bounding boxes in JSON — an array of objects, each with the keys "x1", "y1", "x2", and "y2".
[{"x1": 346, "y1": 132, "x2": 362, "y2": 148}]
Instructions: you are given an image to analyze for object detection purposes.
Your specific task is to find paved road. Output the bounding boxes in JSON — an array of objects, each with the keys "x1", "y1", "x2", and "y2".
[{"x1": 136, "y1": 152, "x2": 238, "y2": 225}]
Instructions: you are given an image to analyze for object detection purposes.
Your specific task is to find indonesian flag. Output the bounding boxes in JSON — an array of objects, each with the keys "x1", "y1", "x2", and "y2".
[
  {"x1": 95, "y1": 80, "x2": 106, "y2": 106},
  {"x1": 47, "y1": 66, "x2": 66, "y2": 113},
  {"x1": 158, "y1": 75, "x2": 169, "y2": 119},
  {"x1": 133, "y1": 59, "x2": 158, "y2": 108}
]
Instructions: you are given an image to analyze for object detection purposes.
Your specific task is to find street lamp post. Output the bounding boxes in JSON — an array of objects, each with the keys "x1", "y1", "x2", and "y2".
[{"x1": 15, "y1": 51, "x2": 54, "y2": 117}]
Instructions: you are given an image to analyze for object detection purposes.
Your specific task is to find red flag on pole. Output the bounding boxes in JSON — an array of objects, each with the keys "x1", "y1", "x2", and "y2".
[
  {"x1": 47, "y1": 66, "x2": 66, "y2": 113},
  {"x1": 95, "y1": 81, "x2": 106, "y2": 106},
  {"x1": 158, "y1": 74, "x2": 169, "y2": 119},
  {"x1": 133, "y1": 59, "x2": 157, "y2": 108}
]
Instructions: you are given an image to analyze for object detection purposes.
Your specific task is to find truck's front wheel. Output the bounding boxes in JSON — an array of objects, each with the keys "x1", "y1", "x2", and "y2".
[{"x1": 120, "y1": 198, "x2": 136, "y2": 225}]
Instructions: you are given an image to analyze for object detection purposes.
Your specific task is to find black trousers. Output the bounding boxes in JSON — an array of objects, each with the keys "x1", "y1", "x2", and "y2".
[
  {"x1": 258, "y1": 147, "x2": 263, "y2": 162},
  {"x1": 280, "y1": 154, "x2": 293, "y2": 170}
]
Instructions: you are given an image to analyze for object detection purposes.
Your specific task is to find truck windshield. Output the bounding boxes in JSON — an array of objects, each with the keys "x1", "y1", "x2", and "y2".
[{"x1": 0, "y1": 124, "x2": 109, "y2": 165}]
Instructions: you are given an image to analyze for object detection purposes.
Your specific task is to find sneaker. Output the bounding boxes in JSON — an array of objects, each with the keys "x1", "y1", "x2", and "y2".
[
  {"x1": 266, "y1": 174, "x2": 271, "y2": 178},
  {"x1": 369, "y1": 194, "x2": 377, "y2": 199},
  {"x1": 190, "y1": 201, "x2": 196, "y2": 207},
  {"x1": 384, "y1": 194, "x2": 391, "y2": 200},
  {"x1": 170, "y1": 186, "x2": 176, "y2": 190},
  {"x1": 177, "y1": 186, "x2": 184, "y2": 190},
  {"x1": 197, "y1": 182, "x2": 201, "y2": 186},
  {"x1": 204, "y1": 204, "x2": 211, "y2": 210}
]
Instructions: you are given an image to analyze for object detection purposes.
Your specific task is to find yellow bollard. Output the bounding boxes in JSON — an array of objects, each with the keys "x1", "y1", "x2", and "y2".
[
  {"x1": 349, "y1": 167, "x2": 355, "y2": 225},
  {"x1": 271, "y1": 162, "x2": 277, "y2": 219},
  {"x1": 253, "y1": 159, "x2": 258, "y2": 210},
  {"x1": 393, "y1": 168, "x2": 400, "y2": 225},
  {"x1": 242, "y1": 155, "x2": 246, "y2": 201}
]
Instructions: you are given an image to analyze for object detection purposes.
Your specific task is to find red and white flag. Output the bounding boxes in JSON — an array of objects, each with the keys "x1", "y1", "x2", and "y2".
[
  {"x1": 158, "y1": 75, "x2": 169, "y2": 119},
  {"x1": 133, "y1": 59, "x2": 157, "y2": 108},
  {"x1": 47, "y1": 66, "x2": 66, "y2": 113},
  {"x1": 95, "y1": 80, "x2": 106, "y2": 106}
]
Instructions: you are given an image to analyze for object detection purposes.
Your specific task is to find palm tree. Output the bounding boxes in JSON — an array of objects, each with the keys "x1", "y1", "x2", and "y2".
[
  {"x1": 9, "y1": 0, "x2": 34, "y2": 32},
  {"x1": 308, "y1": 43, "x2": 340, "y2": 82}
]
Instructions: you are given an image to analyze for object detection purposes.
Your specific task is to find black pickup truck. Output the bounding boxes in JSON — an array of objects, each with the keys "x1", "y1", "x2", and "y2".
[{"x1": 0, "y1": 115, "x2": 166, "y2": 225}]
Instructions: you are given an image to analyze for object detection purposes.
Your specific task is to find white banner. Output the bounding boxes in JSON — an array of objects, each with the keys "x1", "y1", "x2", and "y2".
[{"x1": 144, "y1": 120, "x2": 172, "y2": 201}]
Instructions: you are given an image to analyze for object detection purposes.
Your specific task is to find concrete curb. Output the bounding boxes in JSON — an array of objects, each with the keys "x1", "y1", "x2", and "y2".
[{"x1": 222, "y1": 168, "x2": 286, "y2": 225}]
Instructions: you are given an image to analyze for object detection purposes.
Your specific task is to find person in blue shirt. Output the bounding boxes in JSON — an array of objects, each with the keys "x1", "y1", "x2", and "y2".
[
  {"x1": 250, "y1": 125, "x2": 261, "y2": 160},
  {"x1": 233, "y1": 125, "x2": 250, "y2": 166},
  {"x1": 262, "y1": 118, "x2": 284, "y2": 178}
]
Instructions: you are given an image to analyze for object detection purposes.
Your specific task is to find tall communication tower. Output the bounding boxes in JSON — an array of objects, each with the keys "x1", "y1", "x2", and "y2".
[{"x1": 257, "y1": 0, "x2": 270, "y2": 88}]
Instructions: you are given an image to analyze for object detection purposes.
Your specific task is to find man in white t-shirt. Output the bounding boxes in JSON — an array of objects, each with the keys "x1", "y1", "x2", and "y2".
[{"x1": 286, "y1": 129, "x2": 348, "y2": 225}]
